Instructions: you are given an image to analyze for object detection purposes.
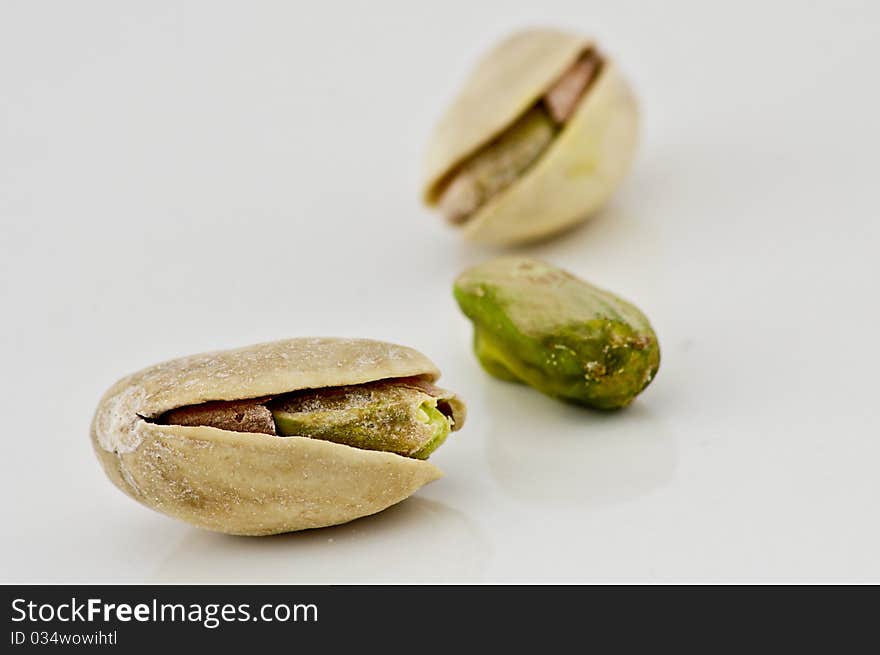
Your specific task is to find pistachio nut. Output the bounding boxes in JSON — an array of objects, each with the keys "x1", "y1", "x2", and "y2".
[
  {"x1": 423, "y1": 28, "x2": 638, "y2": 245},
  {"x1": 91, "y1": 338, "x2": 466, "y2": 535},
  {"x1": 454, "y1": 257, "x2": 659, "y2": 409}
]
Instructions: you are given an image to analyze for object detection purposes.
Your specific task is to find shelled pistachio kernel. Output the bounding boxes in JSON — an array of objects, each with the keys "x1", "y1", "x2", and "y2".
[{"x1": 454, "y1": 257, "x2": 659, "y2": 409}]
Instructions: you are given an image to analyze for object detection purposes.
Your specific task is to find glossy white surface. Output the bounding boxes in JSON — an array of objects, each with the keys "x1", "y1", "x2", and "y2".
[{"x1": 2, "y1": 0, "x2": 878, "y2": 583}]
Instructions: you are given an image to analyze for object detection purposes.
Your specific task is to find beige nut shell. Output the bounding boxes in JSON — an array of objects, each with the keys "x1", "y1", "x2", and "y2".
[
  {"x1": 423, "y1": 28, "x2": 639, "y2": 245},
  {"x1": 91, "y1": 338, "x2": 459, "y2": 536}
]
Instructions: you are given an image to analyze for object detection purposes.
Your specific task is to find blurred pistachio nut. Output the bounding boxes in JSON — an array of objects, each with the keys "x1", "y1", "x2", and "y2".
[
  {"x1": 423, "y1": 28, "x2": 638, "y2": 245},
  {"x1": 454, "y1": 257, "x2": 659, "y2": 409},
  {"x1": 91, "y1": 338, "x2": 466, "y2": 535}
]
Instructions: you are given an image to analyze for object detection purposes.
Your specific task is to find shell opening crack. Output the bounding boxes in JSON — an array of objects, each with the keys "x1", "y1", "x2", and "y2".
[
  {"x1": 152, "y1": 376, "x2": 458, "y2": 460},
  {"x1": 437, "y1": 48, "x2": 604, "y2": 225}
]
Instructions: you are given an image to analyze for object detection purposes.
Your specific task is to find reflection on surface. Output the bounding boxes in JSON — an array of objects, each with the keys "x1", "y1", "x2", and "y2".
[
  {"x1": 485, "y1": 380, "x2": 676, "y2": 507},
  {"x1": 150, "y1": 497, "x2": 489, "y2": 584}
]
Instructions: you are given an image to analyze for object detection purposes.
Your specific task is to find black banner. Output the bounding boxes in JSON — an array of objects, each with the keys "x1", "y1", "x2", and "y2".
[{"x1": 3, "y1": 586, "x2": 878, "y2": 649}]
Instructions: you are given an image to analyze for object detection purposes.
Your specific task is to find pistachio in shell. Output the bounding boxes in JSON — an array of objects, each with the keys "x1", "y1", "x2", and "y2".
[
  {"x1": 423, "y1": 28, "x2": 638, "y2": 245},
  {"x1": 91, "y1": 338, "x2": 466, "y2": 536},
  {"x1": 453, "y1": 257, "x2": 659, "y2": 409}
]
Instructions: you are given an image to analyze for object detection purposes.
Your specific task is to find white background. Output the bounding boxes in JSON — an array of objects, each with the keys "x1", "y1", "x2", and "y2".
[{"x1": 2, "y1": 0, "x2": 878, "y2": 583}]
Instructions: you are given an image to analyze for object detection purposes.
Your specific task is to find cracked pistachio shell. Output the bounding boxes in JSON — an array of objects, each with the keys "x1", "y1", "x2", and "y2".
[
  {"x1": 454, "y1": 258, "x2": 660, "y2": 409},
  {"x1": 91, "y1": 338, "x2": 465, "y2": 536},
  {"x1": 423, "y1": 28, "x2": 638, "y2": 245}
]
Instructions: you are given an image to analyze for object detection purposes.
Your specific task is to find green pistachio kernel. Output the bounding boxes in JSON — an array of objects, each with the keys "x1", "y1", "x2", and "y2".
[
  {"x1": 269, "y1": 380, "x2": 454, "y2": 459},
  {"x1": 439, "y1": 107, "x2": 557, "y2": 224},
  {"x1": 411, "y1": 401, "x2": 452, "y2": 459},
  {"x1": 454, "y1": 257, "x2": 660, "y2": 409}
]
